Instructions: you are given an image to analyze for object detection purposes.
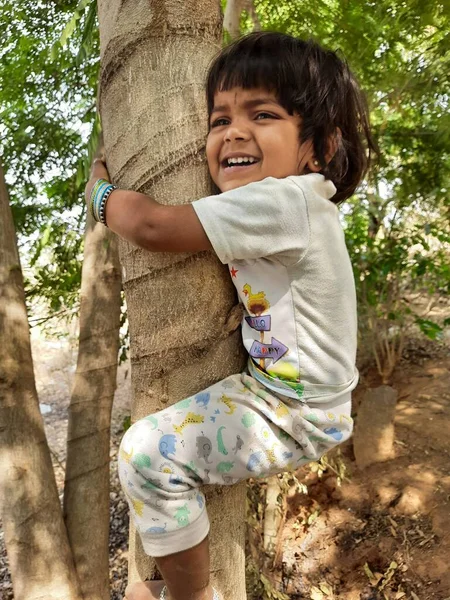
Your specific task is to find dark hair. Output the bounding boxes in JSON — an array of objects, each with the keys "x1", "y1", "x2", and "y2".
[{"x1": 206, "y1": 32, "x2": 377, "y2": 203}]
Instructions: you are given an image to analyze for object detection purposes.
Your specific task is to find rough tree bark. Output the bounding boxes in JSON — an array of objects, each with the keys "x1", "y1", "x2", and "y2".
[
  {"x1": 96, "y1": 1, "x2": 247, "y2": 598},
  {"x1": 0, "y1": 161, "x2": 82, "y2": 600},
  {"x1": 63, "y1": 206, "x2": 122, "y2": 600}
]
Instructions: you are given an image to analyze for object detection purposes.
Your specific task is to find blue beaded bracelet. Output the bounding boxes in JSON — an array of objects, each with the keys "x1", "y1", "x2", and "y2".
[{"x1": 90, "y1": 178, "x2": 117, "y2": 226}]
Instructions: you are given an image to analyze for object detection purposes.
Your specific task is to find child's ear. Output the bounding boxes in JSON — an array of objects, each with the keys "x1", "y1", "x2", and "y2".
[
  {"x1": 308, "y1": 158, "x2": 322, "y2": 173},
  {"x1": 309, "y1": 128, "x2": 342, "y2": 171}
]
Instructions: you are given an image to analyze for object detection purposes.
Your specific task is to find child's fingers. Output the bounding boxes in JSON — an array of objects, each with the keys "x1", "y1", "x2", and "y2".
[{"x1": 90, "y1": 157, "x2": 110, "y2": 181}]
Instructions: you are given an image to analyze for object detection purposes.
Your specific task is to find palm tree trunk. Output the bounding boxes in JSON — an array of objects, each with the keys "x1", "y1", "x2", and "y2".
[
  {"x1": 96, "y1": 1, "x2": 247, "y2": 598},
  {"x1": 63, "y1": 209, "x2": 122, "y2": 600},
  {"x1": 0, "y1": 161, "x2": 82, "y2": 600}
]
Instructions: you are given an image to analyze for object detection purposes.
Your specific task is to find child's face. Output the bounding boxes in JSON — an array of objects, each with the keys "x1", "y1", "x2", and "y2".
[{"x1": 206, "y1": 86, "x2": 316, "y2": 193}]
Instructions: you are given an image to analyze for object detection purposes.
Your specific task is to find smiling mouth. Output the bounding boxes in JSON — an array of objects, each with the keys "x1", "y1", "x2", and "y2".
[{"x1": 221, "y1": 157, "x2": 260, "y2": 169}]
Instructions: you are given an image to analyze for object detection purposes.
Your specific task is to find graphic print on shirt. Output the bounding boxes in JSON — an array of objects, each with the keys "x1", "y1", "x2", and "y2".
[
  {"x1": 242, "y1": 282, "x2": 288, "y2": 369},
  {"x1": 229, "y1": 262, "x2": 304, "y2": 399}
]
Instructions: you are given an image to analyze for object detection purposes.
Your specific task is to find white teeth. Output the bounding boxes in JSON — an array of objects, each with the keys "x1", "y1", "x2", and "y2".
[{"x1": 226, "y1": 156, "x2": 257, "y2": 166}]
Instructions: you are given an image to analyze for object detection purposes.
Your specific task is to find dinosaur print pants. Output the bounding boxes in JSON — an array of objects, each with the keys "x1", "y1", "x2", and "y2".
[{"x1": 118, "y1": 372, "x2": 353, "y2": 557}]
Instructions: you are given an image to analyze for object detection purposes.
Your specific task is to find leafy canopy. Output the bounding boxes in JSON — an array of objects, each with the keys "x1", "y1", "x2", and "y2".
[{"x1": 0, "y1": 0, "x2": 99, "y2": 313}]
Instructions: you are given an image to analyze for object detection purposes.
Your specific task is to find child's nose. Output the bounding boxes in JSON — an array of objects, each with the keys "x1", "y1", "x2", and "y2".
[{"x1": 224, "y1": 122, "x2": 251, "y2": 142}]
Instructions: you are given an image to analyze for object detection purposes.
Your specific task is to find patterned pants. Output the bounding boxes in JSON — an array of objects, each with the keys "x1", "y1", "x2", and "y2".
[{"x1": 118, "y1": 372, "x2": 353, "y2": 556}]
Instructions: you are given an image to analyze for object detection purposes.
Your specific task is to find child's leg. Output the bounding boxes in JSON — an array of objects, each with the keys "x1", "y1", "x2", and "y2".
[
  {"x1": 124, "y1": 538, "x2": 212, "y2": 600},
  {"x1": 119, "y1": 373, "x2": 353, "y2": 600}
]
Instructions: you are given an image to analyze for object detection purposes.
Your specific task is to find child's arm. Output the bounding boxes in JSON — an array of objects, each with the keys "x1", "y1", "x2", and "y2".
[{"x1": 85, "y1": 159, "x2": 212, "y2": 253}]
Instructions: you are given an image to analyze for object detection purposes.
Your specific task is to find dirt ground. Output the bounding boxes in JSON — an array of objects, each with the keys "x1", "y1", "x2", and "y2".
[
  {"x1": 247, "y1": 339, "x2": 450, "y2": 600},
  {"x1": 1, "y1": 333, "x2": 449, "y2": 600}
]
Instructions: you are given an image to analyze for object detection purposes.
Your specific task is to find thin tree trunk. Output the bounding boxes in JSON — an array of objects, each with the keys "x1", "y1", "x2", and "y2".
[
  {"x1": 96, "y1": 1, "x2": 247, "y2": 598},
  {"x1": 263, "y1": 476, "x2": 283, "y2": 558},
  {"x1": 0, "y1": 161, "x2": 82, "y2": 600},
  {"x1": 63, "y1": 205, "x2": 122, "y2": 600},
  {"x1": 244, "y1": 0, "x2": 261, "y2": 31},
  {"x1": 224, "y1": 0, "x2": 244, "y2": 39},
  {"x1": 224, "y1": 0, "x2": 260, "y2": 39}
]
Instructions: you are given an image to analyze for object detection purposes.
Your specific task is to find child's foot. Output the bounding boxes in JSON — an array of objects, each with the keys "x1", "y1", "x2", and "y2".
[{"x1": 124, "y1": 581, "x2": 219, "y2": 600}]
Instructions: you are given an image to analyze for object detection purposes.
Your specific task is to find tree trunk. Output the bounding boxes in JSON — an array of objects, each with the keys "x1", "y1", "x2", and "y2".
[
  {"x1": 96, "y1": 1, "x2": 247, "y2": 598},
  {"x1": 224, "y1": 0, "x2": 244, "y2": 39},
  {"x1": 0, "y1": 161, "x2": 82, "y2": 600},
  {"x1": 263, "y1": 477, "x2": 283, "y2": 559},
  {"x1": 224, "y1": 0, "x2": 260, "y2": 39},
  {"x1": 244, "y1": 0, "x2": 261, "y2": 32},
  {"x1": 63, "y1": 208, "x2": 122, "y2": 600}
]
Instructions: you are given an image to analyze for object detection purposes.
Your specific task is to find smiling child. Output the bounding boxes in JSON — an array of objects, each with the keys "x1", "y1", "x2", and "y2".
[{"x1": 86, "y1": 31, "x2": 375, "y2": 600}]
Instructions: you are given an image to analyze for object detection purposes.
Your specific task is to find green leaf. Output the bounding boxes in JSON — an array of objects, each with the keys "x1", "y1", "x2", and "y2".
[
  {"x1": 59, "y1": 0, "x2": 92, "y2": 48},
  {"x1": 415, "y1": 318, "x2": 443, "y2": 340}
]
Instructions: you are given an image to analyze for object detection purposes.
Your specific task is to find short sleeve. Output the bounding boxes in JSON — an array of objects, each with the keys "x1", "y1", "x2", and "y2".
[{"x1": 192, "y1": 176, "x2": 310, "y2": 265}]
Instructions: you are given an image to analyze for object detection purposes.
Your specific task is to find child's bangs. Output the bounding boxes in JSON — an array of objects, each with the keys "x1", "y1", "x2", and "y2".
[{"x1": 206, "y1": 49, "x2": 291, "y2": 116}]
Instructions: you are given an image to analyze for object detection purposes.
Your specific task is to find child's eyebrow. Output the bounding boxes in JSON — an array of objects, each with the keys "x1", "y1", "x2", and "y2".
[{"x1": 210, "y1": 97, "x2": 280, "y2": 115}]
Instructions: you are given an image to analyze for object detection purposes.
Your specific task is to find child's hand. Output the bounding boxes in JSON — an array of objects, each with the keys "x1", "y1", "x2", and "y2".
[{"x1": 85, "y1": 158, "x2": 111, "y2": 207}]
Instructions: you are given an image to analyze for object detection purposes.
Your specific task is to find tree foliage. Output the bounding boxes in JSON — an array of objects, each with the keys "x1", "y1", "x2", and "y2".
[{"x1": 0, "y1": 0, "x2": 99, "y2": 313}]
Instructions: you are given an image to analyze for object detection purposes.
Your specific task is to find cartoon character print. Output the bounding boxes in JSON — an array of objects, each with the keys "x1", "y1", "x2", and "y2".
[
  {"x1": 274, "y1": 401, "x2": 289, "y2": 419},
  {"x1": 120, "y1": 446, "x2": 134, "y2": 464},
  {"x1": 195, "y1": 392, "x2": 211, "y2": 409},
  {"x1": 217, "y1": 461, "x2": 234, "y2": 473},
  {"x1": 221, "y1": 379, "x2": 236, "y2": 389},
  {"x1": 196, "y1": 435, "x2": 213, "y2": 464},
  {"x1": 132, "y1": 453, "x2": 151, "y2": 470},
  {"x1": 130, "y1": 497, "x2": 144, "y2": 517},
  {"x1": 242, "y1": 284, "x2": 270, "y2": 316},
  {"x1": 219, "y1": 394, "x2": 237, "y2": 415},
  {"x1": 264, "y1": 443, "x2": 279, "y2": 466},
  {"x1": 174, "y1": 504, "x2": 191, "y2": 527},
  {"x1": 232, "y1": 435, "x2": 244, "y2": 454},
  {"x1": 146, "y1": 523, "x2": 167, "y2": 534},
  {"x1": 246, "y1": 451, "x2": 264, "y2": 473},
  {"x1": 243, "y1": 283, "x2": 271, "y2": 369},
  {"x1": 159, "y1": 434, "x2": 177, "y2": 459},
  {"x1": 175, "y1": 397, "x2": 192, "y2": 410},
  {"x1": 217, "y1": 426, "x2": 228, "y2": 455},
  {"x1": 323, "y1": 427, "x2": 343, "y2": 441},
  {"x1": 241, "y1": 412, "x2": 256, "y2": 428},
  {"x1": 173, "y1": 412, "x2": 204, "y2": 435},
  {"x1": 145, "y1": 415, "x2": 158, "y2": 429}
]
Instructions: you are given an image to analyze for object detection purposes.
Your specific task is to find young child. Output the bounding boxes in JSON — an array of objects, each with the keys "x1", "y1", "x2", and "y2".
[{"x1": 86, "y1": 32, "x2": 375, "y2": 600}]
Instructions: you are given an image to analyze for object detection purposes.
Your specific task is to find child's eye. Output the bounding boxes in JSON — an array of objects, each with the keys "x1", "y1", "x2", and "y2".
[
  {"x1": 255, "y1": 112, "x2": 277, "y2": 120},
  {"x1": 210, "y1": 117, "x2": 229, "y2": 128}
]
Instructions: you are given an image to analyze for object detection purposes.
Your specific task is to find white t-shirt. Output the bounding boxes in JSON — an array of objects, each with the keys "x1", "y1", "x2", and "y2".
[{"x1": 192, "y1": 174, "x2": 358, "y2": 402}]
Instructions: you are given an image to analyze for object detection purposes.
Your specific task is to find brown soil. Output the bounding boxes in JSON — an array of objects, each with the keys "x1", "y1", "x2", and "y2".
[
  {"x1": 1, "y1": 335, "x2": 449, "y2": 600},
  {"x1": 247, "y1": 340, "x2": 450, "y2": 600}
]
